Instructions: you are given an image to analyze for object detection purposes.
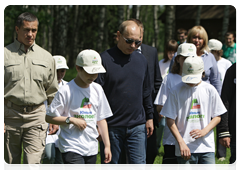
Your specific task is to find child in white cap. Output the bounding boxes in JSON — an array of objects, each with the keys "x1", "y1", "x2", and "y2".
[
  {"x1": 208, "y1": 39, "x2": 232, "y2": 82},
  {"x1": 160, "y1": 56, "x2": 227, "y2": 164},
  {"x1": 53, "y1": 55, "x2": 69, "y2": 86},
  {"x1": 46, "y1": 49, "x2": 113, "y2": 164},
  {"x1": 154, "y1": 43, "x2": 197, "y2": 164},
  {"x1": 43, "y1": 55, "x2": 69, "y2": 164}
]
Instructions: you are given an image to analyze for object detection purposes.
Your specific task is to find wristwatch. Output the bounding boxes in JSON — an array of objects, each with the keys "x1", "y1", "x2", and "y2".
[{"x1": 66, "y1": 117, "x2": 71, "y2": 124}]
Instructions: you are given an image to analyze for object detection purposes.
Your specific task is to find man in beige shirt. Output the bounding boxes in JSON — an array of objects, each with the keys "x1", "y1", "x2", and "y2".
[{"x1": 4, "y1": 12, "x2": 58, "y2": 164}]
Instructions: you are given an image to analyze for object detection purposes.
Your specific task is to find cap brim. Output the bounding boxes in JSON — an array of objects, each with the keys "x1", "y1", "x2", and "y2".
[
  {"x1": 182, "y1": 73, "x2": 202, "y2": 84},
  {"x1": 179, "y1": 53, "x2": 198, "y2": 57},
  {"x1": 56, "y1": 65, "x2": 69, "y2": 69},
  {"x1": 83, "y1": 66, "x2": 106, "y2": 74}
]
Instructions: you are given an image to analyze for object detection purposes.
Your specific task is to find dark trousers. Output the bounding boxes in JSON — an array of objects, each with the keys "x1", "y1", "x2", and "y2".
[
  {"x1": 146, "y1": 127, "x2": 158, "y2": 164},
  {"x1": 62, "y1": 152, "x2": 96, "y2": 164},
  {"x1": 162, "y1": 145, "x2": 178, "y2": 164}
]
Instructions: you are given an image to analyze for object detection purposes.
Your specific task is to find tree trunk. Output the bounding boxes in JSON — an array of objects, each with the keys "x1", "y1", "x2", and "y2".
[
  {"x1": 68, "y1": 5, "x2": 80, "y2": 68},
  {"x1": 195, "y1": 5, "x2": 202, "y2": 25},
  {"x1": 165, "y1": 5, "x2": 175, "y2": 45},
  {"x1": 56, "y1": 5, "x2": 69, "y2": 56},
  {"x1": 52, "y1": 5, "x2": 59, "y2": 55},
  {"x1": 47, "y1": 5, "x2": 53, "y2": 54},
  {"x1": 136, "y1": 5, "x2": 140, "y2": 19},
  {"x1": 97, "y1": 5, "x2": 106, "y2": 53},
  {"x1": 118, "y1": 5, "x2": 124, "y2": 26},
  {"x1": 131, "y1": 5, "x2": 140, "y2": 19},
  {"x1": 153, "y1": 5, "x2": 159, "y2": 49},
  {"x1": 126, "y1": 5, "x2": 130, "y2": 19},
  {"x1": 221, "y1": 5, "x2": 230, "y2": 42}
]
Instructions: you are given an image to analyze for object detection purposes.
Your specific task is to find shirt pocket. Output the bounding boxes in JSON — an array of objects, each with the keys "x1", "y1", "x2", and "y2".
[
  {"x1": 4, "y1": 60, "x2": 23, "y2": 82},
  {"x1": 32, "y1": 59, "x2": 49, "y2": 82}
]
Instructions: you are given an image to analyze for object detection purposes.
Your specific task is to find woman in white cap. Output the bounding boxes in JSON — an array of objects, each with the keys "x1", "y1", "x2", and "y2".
[{"x1": 42, "y1": 55, "x2": 69, "y2": 164}]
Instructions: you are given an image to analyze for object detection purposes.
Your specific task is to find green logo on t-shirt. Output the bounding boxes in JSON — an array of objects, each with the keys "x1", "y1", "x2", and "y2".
[
  {"x1": 187, "y1": 98, "x2": 204, "y2": 121},
  {"x1": 80, "y1": 97, "x2": 92, "y2": 108}
]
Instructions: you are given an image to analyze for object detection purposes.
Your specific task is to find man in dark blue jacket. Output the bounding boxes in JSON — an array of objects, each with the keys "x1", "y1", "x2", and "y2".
[{"x1": 96, "y1": 20, "x2": 154, "y2": 164}]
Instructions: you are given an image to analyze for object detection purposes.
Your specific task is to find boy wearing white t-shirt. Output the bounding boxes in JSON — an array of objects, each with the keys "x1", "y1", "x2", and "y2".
[
  {"x1": 208, "y1": 39, "x2": 232, "y2": 83},
  {"x1": 161, "y1": 56, "x2": 227, "y2": 164},
  {"x1": 43, "y1": 55, "x2": 69, "y2": 164},
  {"x1": 46, "y1": 49, "x2": 113, "y2": 164}
]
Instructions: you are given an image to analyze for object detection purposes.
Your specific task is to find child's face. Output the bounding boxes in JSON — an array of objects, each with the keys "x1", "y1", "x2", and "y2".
[
  {"x1": 211, "y1": 50, "x2": 219, "y2": 60},
  {"x1": 77, "y1": 66, "x2": 98, "y2": 87},
  {"x1": 167, "y1": 51, "x2": 175, "y2": 60},
  {"x1": 177, "y1": 55, "x2": 187, "y2": 69},
  {"x1": 57, "y1": 69, "x2": 66, "y2": 82}
]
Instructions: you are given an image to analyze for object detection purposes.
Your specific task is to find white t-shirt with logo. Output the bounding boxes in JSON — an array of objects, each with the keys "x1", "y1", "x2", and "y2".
[
  {"x1": 154, "y1": 73, "x2": 182, "y2": 145},
  {"x1": 47, "y1": 80, "x2": 113, "y2": 156},
  {"x1": 45, "y1": 79, "x2": 68, "y2": 147},
  {"x1": 161, "y1": 81, "x2": 226, "y2": 156},
  {"x1": 217, "y1": 58, "x2": 232, "y2": 82},
  {"x1": 159, "y1": 59, "x2": 171, "y2": 79}
]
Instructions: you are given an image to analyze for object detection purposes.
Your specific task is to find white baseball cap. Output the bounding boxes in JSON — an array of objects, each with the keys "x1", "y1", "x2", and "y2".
[
  {"x1": 182, "y1": 56, "x2": 204, "y2": 84},
  {"x1": 76, "y1": 49, "x2": 106, "y2": 74},
  {"x1": 53, "y1": 55, "x2": 69, "y2": 70},
  {"x1": 177, "y1": 43, "x2": 197, "y2": 57},
  {"x1": 208, "y1": 39, "x2": 222, "y2": 50}
]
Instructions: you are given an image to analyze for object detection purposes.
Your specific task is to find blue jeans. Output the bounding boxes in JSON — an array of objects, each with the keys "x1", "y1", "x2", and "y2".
[
  {"x1": 42, "y1": 143, "x2": 63, "y2": 164},
  {"x1": 230, "y1": 138, "x2": 236, "y2": 164},
  {"x1": 177, "y1": 152, "x2": 215, "y2": 164},
  {"x1": 156, "y1": 117, "x2": 165, "y2": 150},
  {"x1": 108, "y1": 124, "x2": 147, "y2": 164}
]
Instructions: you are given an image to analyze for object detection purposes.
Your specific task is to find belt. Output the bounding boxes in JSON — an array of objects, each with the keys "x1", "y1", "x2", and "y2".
[{"x1": 4, "y1": 99, "x2": 44, "y2": 113}]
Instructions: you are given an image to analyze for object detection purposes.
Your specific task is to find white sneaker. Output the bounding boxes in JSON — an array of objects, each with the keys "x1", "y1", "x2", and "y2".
[{"x1": 218, "y1": 157, "x2": 226, "y2": 161}]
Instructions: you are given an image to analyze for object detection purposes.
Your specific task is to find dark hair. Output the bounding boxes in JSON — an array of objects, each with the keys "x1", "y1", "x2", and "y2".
[
  {"x1": 15, "y1": 12, "x2": 39, "y2": 28},
  {"x1": 177, "y1": 28, "x2": 187, "y2": 35},
  {"x1": 211, "y1": 49, "x2": 223, "y2": 57},
  {"x1": 163, "y1": 40, "x2": 178, "y2": 63},
  {"x1": 225, "y1": 31, "x2": 235, "y2": 38},
  {"x1": 171, "y1": 55, "x2": 181, "y2": 74}
]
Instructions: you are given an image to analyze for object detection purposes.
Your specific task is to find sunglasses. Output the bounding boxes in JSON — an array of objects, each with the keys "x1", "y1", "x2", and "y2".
[{"x1": 122, "y1": 35, "x2": 141, "y2": 46}]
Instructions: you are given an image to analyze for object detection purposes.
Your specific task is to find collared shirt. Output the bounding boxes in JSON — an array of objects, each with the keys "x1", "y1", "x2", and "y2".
[
  {"x1": 4, "y1": 39, "x2": 58, "y2": 106},
  {"x1": 222, "y1": 42, "x2": 236, "y2": 64}
]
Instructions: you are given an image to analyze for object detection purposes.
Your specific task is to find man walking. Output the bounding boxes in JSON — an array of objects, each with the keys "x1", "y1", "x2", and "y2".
[
  {"x1": 4, "y1": 12, "x2": 58, "y2": 164},
  {"x1": 96, "y1": 20, "x2": 154, "y2": 164}
]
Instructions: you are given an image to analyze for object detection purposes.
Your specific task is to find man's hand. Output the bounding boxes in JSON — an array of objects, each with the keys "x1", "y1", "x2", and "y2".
[
  {"x1": 219, "y1": 137, "x2": 231, "y2": 148},
  {"x1": 48, "y1": 124, "x2": 59, "y2": 135},
  {"x1": 146, "y1": 119, "x2": 154, "y2": 138}
]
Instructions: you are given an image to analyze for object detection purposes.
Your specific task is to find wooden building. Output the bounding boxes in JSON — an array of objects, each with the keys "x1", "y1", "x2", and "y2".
[{"x1": 159, "y1": 5, "x2": 236, "y2": 42}]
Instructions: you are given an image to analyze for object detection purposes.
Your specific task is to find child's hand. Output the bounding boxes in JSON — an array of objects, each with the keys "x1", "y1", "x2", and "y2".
[
  {"x1": 104, "y1": 146, "x2": 112, "y2": 163},
  {"x1": 71, "y1": 117, "x2": 87, "y2": 130},
  {"x1": 179, "y1": 141, "x2": 191, "y2": 160},
  {"x1": 190, "y1": 129, "x2": 207, "y2": 139}
]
